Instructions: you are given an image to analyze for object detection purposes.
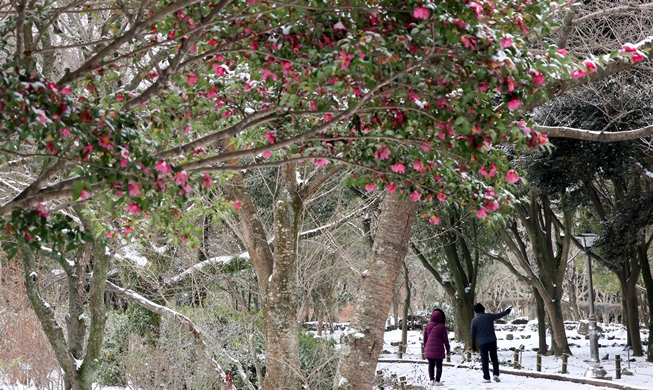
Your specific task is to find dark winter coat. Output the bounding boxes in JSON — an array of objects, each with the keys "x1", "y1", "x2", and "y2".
[
  {"x1": 423, "y1": 310, "x2": 450, "y2": 359},
  {"x1": 470, "y1": 309, "x2": 510, "y2": 347}
]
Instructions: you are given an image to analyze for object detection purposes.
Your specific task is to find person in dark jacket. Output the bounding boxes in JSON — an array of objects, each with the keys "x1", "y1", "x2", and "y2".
[
  {"x1": 423, "y1": 309, "x2": 450, "y2": 386},
  {"x1": 470, "y1": 303, "x2": 511, "y2": 383}
]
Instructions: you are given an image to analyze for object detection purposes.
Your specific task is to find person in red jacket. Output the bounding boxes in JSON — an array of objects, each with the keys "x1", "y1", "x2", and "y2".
[{"x1": 423, "y1": 309, "x2": 450, "y2": 386}]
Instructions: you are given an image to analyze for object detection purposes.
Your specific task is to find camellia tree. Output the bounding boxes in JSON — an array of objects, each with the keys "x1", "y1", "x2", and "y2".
[{"x1": 1, "y1": 0, "x2": 652, "y2": 389}]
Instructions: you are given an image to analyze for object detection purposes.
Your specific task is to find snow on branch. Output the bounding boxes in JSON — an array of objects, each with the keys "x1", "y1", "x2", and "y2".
[
  {"x1": 299, "y1": 196, "x2": 379, "y2": 239},
  {"x1": 163, "y1": 252, "x2": 250, "y2": 285},
  {"x1": 534, "y1": 124, "x2": 653, "y2": 142}
]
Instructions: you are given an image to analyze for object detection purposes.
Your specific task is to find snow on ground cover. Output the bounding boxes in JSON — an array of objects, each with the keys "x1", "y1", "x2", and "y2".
[{"x1": 379, "y1": 318, "x2": 652, "y2": 389}]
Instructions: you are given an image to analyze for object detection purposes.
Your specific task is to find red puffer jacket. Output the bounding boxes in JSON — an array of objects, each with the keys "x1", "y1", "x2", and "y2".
[{"x1": 423, "y1": 310, "x2": 450, "y2": 360}]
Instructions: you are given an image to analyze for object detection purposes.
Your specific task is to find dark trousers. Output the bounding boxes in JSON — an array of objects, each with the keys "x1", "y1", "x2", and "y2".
[
  {"x1": 427, "y1": 358, "x2": 443, "y2": 382},
  {"x1": 479, "y1": 341, "x2": 500, "y2": 380}
]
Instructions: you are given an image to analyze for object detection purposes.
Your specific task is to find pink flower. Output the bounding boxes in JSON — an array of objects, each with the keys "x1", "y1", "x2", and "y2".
[
  {"x1": 437, "y1": 193, "x2": 447, "y2": 202},
  {"x1": 98, "y1": 135, "x2": 114, "y2": 151},
  {"x1": 173, "y1": 170, "x2": 189, "y2": 185},
  {"x1": 476, "y1": 208, "x2": 488, "y2": 218},
  {"x1": 315, "y1": 159, "x2": 329, "y2": 167},
  {"x1": 261, "y1": 150, "x2": 272, "y2": 158},
  {"x1": 128, "y1": 183, "x2": 141, "y2": 197},
  {"x1": 428, "y1": 215, "x2": 440, "y2": 225},
  {"x1": 505, "y1": 170, "x2": 520, "y2": 183},
  {"x1": 391, "y1": 162, "x2": 406, "y2": 173},
  {"x1": 60, "y1": 127, "x2": 71, "y2": 137},
  {"x1": 582, "y1": 60, "x2": 597, "y2": 74},
  {"x1": 201, "y1": 173, "x2": 213, "y2": 189},
  {"x1": 374, "y1": 146, "x2": 390, "y2": 160},
  {"x1": 213, "y1": 64, "x2": 226, "y2": 76},
  {"x1": 234, "y1": 200, "x2": 243, "y2": 212},
  {"x1": 622, "y1": 43, "x2": 637, "y2": 53},
  {"x1": 83, "y1": 143, "x2": 94, "y2": 157},
  {"x1": 485, "y1": 187, "x2": 496, "y2": 197},
  {"x1": 413, "y1": 160, "x2": 423, "y2": 171},
  {"x1": 265, "y1": 131, "x2": 276, "y2": 144},
  {"x1": 79, "y1": 189, "x2": 90, "y2": 200},
  {"x1": 61, "y1": 86, "x2": 71, "y2": 95},
  {"x1": 485, "y1": 200, "x2": 499, "y2": 211},
  {"x1": 187, "y1": 73, "x2": 198, "y2": 85},
  {"x1": 571, "y1": 69, "x2": 586, "y2": 79},
  {"x1": 413, "y1": 7, "x2": 430, "y2": 20},
  {"x1": 387, "y1": 183, "x2": 397, "y2": 193},
  {"x1": 532, "y1": 72, "x2": 544, "y2": 86},
  {"x1": 24, "y1": 231, "x2": 32, "y2": 241},
  {"x1": 468, "y1": 2, "x2": 483, "y2": 19},
  {"x1": 120, "y1": 159, "x2": 129, "y2": 168},
  {"x1": 126, "y1": 202, "x2": 141, "y2": 214},
  {"x1": 410, "y1": 191, "x2": 422, "y2": 202},
  {"x1": 35, "y1": 203, "x2": 50, "y2": 218},
  {"x1": 507, "y1": 97, "x2": 521, "y2": 110},
  {"x1": 337, "y1": 51, "x2": 354, "y2": 70},
  {"x1": 124, "y1": 226, "x2": 132, "y2": 234},
  {"x1": 106, "y1": 232, "x2": 114, "y2": 238},
  {"x1": 478, "y1": 163, "x2": 498, "y2": 178},
  {"x1": 632, "y1": 53, "x2": 645, "y2": 62},
  {"x1": 365, "y1": 182, "x2": 376, "y2": 191},
  {"x1": 155, "y1": 160, "x2": 173, "y2": 175},
  {"x1": 116, "y1": 93, "x2": 125, "y2": 101},
  {"x1": 260, "y1": 68, "x2": 278, "y2": 82},
  {"x1": 500, "y1": 37, "x2": 513, "y2": 49},
  {"x1": 556, "y1": 48, "x2": 568, "y2": 57}
]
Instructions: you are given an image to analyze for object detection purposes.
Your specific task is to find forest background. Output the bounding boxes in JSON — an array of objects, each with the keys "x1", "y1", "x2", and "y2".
[{"x1": 1, "y1": 0, "x2": 653, "y2": 389}]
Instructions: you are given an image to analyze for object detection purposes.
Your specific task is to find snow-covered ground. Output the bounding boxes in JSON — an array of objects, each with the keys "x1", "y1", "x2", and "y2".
[
  {"x1": 378, "y1": 319, "x2": 652, "y2": 389},
  {"x1": 3, "y1": 319, "x2": 651, "y2": 389}
]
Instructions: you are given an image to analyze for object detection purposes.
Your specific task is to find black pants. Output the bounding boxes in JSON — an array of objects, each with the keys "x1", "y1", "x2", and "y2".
[
  {"x1": 427, "y1": 358, "x2": 443, "y2": 382},
  {"x1": 479, "y1": 341, "x2": 500, "y2": 380}
]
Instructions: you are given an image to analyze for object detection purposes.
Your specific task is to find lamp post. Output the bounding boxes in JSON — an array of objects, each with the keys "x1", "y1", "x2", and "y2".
[{"x1": 575, "y1": 232, "x2": 607, "y2": 379}]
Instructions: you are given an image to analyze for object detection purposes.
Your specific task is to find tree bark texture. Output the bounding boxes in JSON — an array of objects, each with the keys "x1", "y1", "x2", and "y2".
[
  {"x1": 261, "y1": 164, "x2": 303, "y2": 390},
  {"x1": 334, "y1": 192, "x2": 417, "y2": 389},
  {"x1": 638, "y1": 244, "x2": 653, "y2": 362},
  {"x1": 532, "y1": 287, "x2": 548, "y2": 354},
  {"x1": 618, "y1": 261, "x2": 643, "y2": 356},
  {"x1": 20, "y1": 241, "x2": 109, "y2": 390}
]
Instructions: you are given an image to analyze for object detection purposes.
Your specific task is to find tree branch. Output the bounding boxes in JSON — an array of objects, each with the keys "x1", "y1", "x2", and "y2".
[{"x1": 534, "y1": 123, "x2": 653, "y2": 142}]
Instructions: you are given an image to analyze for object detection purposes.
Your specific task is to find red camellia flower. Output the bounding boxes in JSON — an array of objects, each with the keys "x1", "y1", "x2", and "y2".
[
  {"x1": 187, "y1": 73, "x2": 198, "y2": 85},
  {"x1": 126, "y1": 202, "x2": 141, "y2": 215},
  {"x1": 505, "y1": 170, "x2": 520, "y2": 183},
  {"x1": 507, "y1": 97, "x2": 521, "y2": 110},
  {"x1": 413, "y1": 7, "x2": 430, "y2": 20}
]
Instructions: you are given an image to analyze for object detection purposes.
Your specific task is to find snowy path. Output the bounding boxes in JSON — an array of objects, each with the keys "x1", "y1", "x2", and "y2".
[
  {"x1": 378, "y1": 360, "x2": 650, "y2": 390},
  {"x1": 377, "y1": 322, "x2": 653, "y2": 390}
]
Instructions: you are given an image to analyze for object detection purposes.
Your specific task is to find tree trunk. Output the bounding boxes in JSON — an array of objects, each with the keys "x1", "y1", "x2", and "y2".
[
  {"x1": 567, "y1": 267, "x2": 581, "y2": 322},
  {"x1": 543, "y1": 298, "x2": 569, "y2": 356},
  {"x1": 262, "y1": 164, "x2": 303, "y2": 390},
  {"x1": 620, "y1": 269, "x2": 643, "y2": 356},
  {"x1": 452, "y1": 297, "x2": 474, "y2": 349},
  {"x1": 533, "y1": 287, "x2": 548, "y2": 354},
  {"x1": 640, "y1": 246, "x2": 653, "y2": 362},
  {"x1": 20, "y1": 240, "x2": 109, "y2": 390},
  {"x1": 399, "y1": 262, "x2": 410, "y2": 358},
  {"x1": 334, "y1": 192, "x2": 417, "y2": 389}
]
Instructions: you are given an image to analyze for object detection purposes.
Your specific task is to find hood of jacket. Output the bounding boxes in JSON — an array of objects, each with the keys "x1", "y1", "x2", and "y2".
[{"x1": 430, "y1": 310, "x2": 444, "y2": 324}]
